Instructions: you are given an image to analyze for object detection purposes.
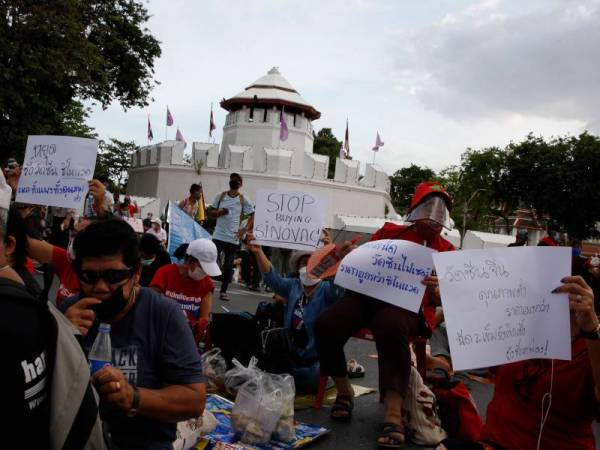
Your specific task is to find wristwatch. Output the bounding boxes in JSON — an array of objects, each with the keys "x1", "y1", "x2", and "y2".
[
  {"x1": 580, "y1": 323, "x2": 600, "y2": 340},
  {"x1": 127, "y1": 387, "x2": 141, "y2": 417}
]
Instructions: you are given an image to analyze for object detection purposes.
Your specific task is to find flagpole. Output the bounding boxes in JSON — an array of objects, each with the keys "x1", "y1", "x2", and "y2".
[
  {"x1": 147, "y1": 114, "x2": 150, "y2": 146},
  {"x1": 373, "y1": 150, "x2": 376, "y2": 165},
  {"x1": 208, "y1": 102, "x2": 212, "y2": 142}
]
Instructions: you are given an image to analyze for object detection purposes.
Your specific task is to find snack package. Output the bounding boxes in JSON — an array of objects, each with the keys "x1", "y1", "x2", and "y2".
[
  {"x1": 201, "y1": 348, "x2": 227, "y2": 393},
  {"x1": 224, "y1": 356, "x2": 262, "y2": 396}
]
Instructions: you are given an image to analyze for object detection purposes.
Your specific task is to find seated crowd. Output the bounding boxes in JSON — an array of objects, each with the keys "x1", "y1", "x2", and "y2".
[{"x1": 2, "y1": 159, "x2": 600, "y2": 450}]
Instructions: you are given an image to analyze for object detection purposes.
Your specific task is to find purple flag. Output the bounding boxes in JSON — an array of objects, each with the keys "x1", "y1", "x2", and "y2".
[
  {"x1": 147, "y1": 117, "x2": 153, "y2": 141},
  {"x1": 209, "y1": 106, "x2": 216, "y2": 137},
  {"x1": 372, "y1": 131, "x2": 384, "y2": 152},
  {"x1": 166, "y1": 106, "x2": 174, "y2": 126},
  {"x1": 279, "y1": 109, "x2": 289, "y2": 141},
  {"x1": 175, "y1": 127, "x2": 186, "y2": 146},
  {"x1": 343, "y1": 119, "x2": 350, "y2": 156}
]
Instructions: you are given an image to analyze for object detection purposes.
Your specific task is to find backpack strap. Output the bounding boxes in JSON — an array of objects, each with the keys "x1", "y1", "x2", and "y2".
[
  {"x1": 239, "y1": 194, "x2": 245, "y2": 224},
  {"x1": 216, "y1": 191, "x2": 226, "y2": 209}
]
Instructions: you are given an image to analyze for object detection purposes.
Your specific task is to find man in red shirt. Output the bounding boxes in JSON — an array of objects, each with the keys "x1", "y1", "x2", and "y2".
[
  {"x1": 315, "y1": 181, "x2": 455, "y2": 449},
  {"x1": 151, "y1": 238, "x2": 221, "y2": 345}
]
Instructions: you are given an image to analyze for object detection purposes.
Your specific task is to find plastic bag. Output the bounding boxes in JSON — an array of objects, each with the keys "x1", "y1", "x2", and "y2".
[
  {"x1": 271, "y1": 374, "x2": 295, "y2": 442},
  {"x1": 224, "y1": 356, "x2": 262, "y2": 396},
  {"x1": 201, "y1": 348, "x2": 227, "y2": 393},
  {"x1": 231, "y1": 374, "x2": 286, "y2": 445}
]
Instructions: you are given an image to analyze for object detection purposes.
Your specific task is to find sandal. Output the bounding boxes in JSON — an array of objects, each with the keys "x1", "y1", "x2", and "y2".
[
  {"x1": 377, "y1": 422, "x2": 405, "y2": 449},
  {"x1": 219, "y1": 292, "x2": 229, "y2": 301},
  {"x1": 330, "y1": 394, "x2": 354, "y2": 423},
  {"x1": 347, "y1": 359, "x2": 365, "y2": 378}
]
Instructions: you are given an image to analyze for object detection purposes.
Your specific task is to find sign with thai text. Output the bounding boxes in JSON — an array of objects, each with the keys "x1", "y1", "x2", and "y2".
[
  {"x1": 433, "y1": 246, "x2": 572, "y2": 370},
  {"x1": 334, "y1": 239, "x2": 436, "y2": 313},
  {"x1": 253, "y1": 190, "x2": 327, "y2": 251},
  {"x1": 16, "y1": 135, "x2": 98, "y2": 209}
]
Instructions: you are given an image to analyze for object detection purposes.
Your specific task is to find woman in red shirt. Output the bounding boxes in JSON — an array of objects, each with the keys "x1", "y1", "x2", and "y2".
[{"x1": 151, "y1": 239, "x2": 221, "y2": 346}]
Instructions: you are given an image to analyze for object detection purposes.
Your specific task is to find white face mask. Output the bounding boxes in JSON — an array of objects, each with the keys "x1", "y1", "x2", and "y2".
[
  {"x1": 299, "y1": 267, "x2": 320, "y2": 287},
  {"x1": 188, "y1": 266, "x2": 206, "y2": 280}
]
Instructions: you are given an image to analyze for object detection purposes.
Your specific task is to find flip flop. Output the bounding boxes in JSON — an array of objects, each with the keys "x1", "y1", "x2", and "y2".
[
  {"x1": 377, "y1": 422, "x2": 405, "y2": 449},
  {"x1": 219, "y1": 292, "x2": 229, "y2": 301},
  {"x1": 347, "y1": 359, "x2": 365, "y2": 378},
  {"x1": 330, "y1": 394, "x2": 354, "y2": 423}
]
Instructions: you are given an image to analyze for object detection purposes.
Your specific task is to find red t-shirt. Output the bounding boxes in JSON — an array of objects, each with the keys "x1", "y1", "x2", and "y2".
[
  {"x1": 150, "y1": 263, "x2": 215, "y2": 332},
  {"x1": 370, "y1": 222, "x2": 455, "y2": 328},
  {"x1": 52, "y1": 246, "x2": 81, "y2": 306},
  {"x1": 481, "y1": 339, "x2": 598, "y2": 450}
]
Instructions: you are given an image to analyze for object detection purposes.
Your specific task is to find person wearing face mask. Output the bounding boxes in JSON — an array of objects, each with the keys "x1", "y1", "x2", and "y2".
[
  {"x1": 314, "y1": 181, "x2": 455, "y2": 449},
  {"x1": 138, "y1": 233, "x2": 172, "y2": 287},
  {"x1": 208, "y1": 172, "x2": 255, "y2": 301},
  {"x1": 59, "y1": 219, "x2": 206, "y2": 449},
  {"x1": 538, "y1": 224, "x2": 561, "y2": 246},
  {"x1": 246, "y1": 231, "x2": 344, "y2": 393},
  {"x1": 146, "y1": 218, "x2": 167, "y2": 247},
  {"x1": 150, "y1": 238, "x2": 222, "y2": 346}
]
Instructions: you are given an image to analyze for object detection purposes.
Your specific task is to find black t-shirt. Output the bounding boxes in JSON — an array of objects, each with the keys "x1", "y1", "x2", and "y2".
[
  {"x1": 1, "y1": 278, "x2": 54, "y2": 448},
  {"x1": 140, "y1": 248, "x2": 172, "y2": 287}
]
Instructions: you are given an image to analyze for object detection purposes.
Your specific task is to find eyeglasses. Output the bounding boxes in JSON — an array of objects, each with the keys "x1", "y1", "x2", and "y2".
[{"x1": 78, "y1": 267, "x2": 135, "y2": 285}]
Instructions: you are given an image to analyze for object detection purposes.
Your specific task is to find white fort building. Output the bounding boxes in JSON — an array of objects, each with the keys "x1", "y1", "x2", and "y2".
[{"x1": 127, "y1": 67, "x2": 399, "y2": 233}]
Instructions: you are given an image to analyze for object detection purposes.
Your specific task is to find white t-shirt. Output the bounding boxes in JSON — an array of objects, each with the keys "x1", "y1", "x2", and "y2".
[{"x1": 146, "y1": 227, "x2": 167, "y2": 242}]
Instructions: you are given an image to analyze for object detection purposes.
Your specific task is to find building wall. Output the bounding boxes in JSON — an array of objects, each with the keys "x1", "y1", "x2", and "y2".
[
  {"x1": 220, "y1": 106, "x2": 313, "y2": 175},
  {"x1": 128, "y1": 165, "x2": 392, "y2": 226}
]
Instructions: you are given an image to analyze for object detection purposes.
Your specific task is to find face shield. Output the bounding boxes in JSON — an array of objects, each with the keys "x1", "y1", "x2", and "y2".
[{"x1": 406, "y1": 195, "x2": 452, "y2": 230}]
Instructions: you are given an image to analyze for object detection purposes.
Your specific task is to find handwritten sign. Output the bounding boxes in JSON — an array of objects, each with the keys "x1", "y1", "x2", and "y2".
[
  {"x1": 125, "y1": 218, "x2": 144, "y2": 233},
  {"x1": 433, "y1": 247, "x2": 572, "y2": 371},
  {"x1": 253, "y1": 189, "x2": 327, "y2": 251},
  {"x1": 167, "y1": 201, "x2": 211, "y2": 262},
  {"x1": 334, "y1": 239, "x2": 436, "y2": 313},
  {"x1": 16, "y1": 135, "x2": 98, "y2": 209}
]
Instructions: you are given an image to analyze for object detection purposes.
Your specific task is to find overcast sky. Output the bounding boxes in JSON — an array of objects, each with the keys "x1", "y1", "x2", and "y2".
[{"x1": 88, "y1": 0, "x2": 600, "y2": 174}]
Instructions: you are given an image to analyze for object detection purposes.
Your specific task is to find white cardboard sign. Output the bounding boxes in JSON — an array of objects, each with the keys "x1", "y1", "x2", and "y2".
[
  {"x1": 252, "y1": 189, "x2": 327, "y2": 251},
  {"x1": 334, "y1": 239, "x2": 436, "y2": 313},
  {"x1": 16, "y1": 135, "x2": 98, "y2": 209},
  {"x1": 433, "y1": 246, "x2": 572, "y2": 371}
]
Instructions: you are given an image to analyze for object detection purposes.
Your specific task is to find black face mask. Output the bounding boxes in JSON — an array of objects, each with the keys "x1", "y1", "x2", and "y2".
[
  {"x1": 90, "y1": 285, "x2": 131, "y2": 322},
  {"x1": 229, "y1": 179, "x2": 241, "y2": 190}
]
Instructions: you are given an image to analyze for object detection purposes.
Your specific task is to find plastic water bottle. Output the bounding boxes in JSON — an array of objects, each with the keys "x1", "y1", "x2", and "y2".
[{"x1": 89, "y1": 323, "x2": 112, "y2": 375}]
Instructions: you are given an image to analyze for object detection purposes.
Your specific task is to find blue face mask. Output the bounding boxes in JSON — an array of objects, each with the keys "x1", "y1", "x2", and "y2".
[{"x1": 141, "y1": 257, "x2": 155, "y2": 266}]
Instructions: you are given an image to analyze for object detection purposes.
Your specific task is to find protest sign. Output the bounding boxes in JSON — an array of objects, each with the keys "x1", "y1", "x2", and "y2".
[
  {"x1": 433, "y1": 246, "x2": 572, "y2": 371},
  {"x1": 16, "y1": 135, "x2": 98, "y2": 209},
  {"x1": 125, "y1": 218, "x2": 144, "y2": 233},
  {"x1": 167, "y1": 201, "x2": 211, "y2": 261},
  {"x1": 334, "y1": 239, "x2": 436, "y2": 313},
  {"x1": 253, "y1": 190, "x2": 327, "y2": 251}
]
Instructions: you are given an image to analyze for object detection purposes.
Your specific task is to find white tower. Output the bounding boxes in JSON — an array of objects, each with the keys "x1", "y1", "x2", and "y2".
[{"x1": 219, "y1": 67, "x2": 321, "y2": 175}]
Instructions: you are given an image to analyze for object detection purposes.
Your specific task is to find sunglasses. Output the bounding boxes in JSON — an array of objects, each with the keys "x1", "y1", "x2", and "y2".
[{"x1": 78, "y1": 267, "x2": 135, "y2": 285}]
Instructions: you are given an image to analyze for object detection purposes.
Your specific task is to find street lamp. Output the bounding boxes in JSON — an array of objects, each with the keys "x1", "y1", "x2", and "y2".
[{"x1": 460, "y1": 188, "x2": 488, "y2": 248}]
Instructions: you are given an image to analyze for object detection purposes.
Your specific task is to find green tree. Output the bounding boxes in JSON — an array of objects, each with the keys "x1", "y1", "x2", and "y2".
[
  {"x1": 95, "y1": 138, "x2": 138, "y2": 189},
  {"x1": 313, "y1": 128, "x2": 342, "y2": 178},
  {"x1": 60, "y1": 100, "x2": 97, "y2": 139},
  {"x1": 0, "y1": 1, "x2": 161, "y2": 160},
  {"x1": 389, "y1": 164, "x2": 436, "y2": 214}
]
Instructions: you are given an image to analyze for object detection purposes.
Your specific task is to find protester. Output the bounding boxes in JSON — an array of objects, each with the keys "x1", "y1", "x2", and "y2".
[
  {"x1": 139, "y1": 233, "x2": 172, "y2": 287},
  {"x1": 85, "y1": 175, "x2": 114, "y2": 218},
  {"x1": 0, "y1": 173, "x2": 105, "y2": 449},
  {"x1": 246, "y1": 230, "x2": 344, "y2": 392},
  {"x1": 208, "y1": 172, "x2": 254, "y2": 300},
  {"x1": 6, "y1": 205, "x2": 43, "y2": 300},
  {"x1": 142, "y1": 217, "x2": 152, "y2": 233},
  {"x1": 315, "y1": 181, "x2": 455, "y2": 449},
  {"x1": 538, "y1": 226, "x2": 561, "y2": 246},
  {"x1": 60, "y1": 219, "x2": 206, "y2": 449},
  {"x1": 473, "y1": 275, "x2": 600, "y2": 450},
  {"x1": 151, "y1": 239, "x2": 221, "y2": 346},
  {"x1": 508, "y1": 229, "x2": 528, "y2": 247},
  {"x1": 25, "y1": 180, "x2": 110, "y2": 305},
  {"x1": 239, "y1": 242, "x2": 261, "y2": 291},
  {"x1": 147, "y1": 218, "x2": 167, "y2": 246},
  {"x1": 179, "y1": 182, "x2": 206, "y2": 223}
]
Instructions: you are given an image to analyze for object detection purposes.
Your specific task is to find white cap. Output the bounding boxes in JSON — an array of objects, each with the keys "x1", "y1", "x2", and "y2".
[
  {"x1": 186, "y1": 239, "x2": 222, "y2": 277},
  {"x1": 151, "y1": 218, "x2": 161, "y2": 224}
]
